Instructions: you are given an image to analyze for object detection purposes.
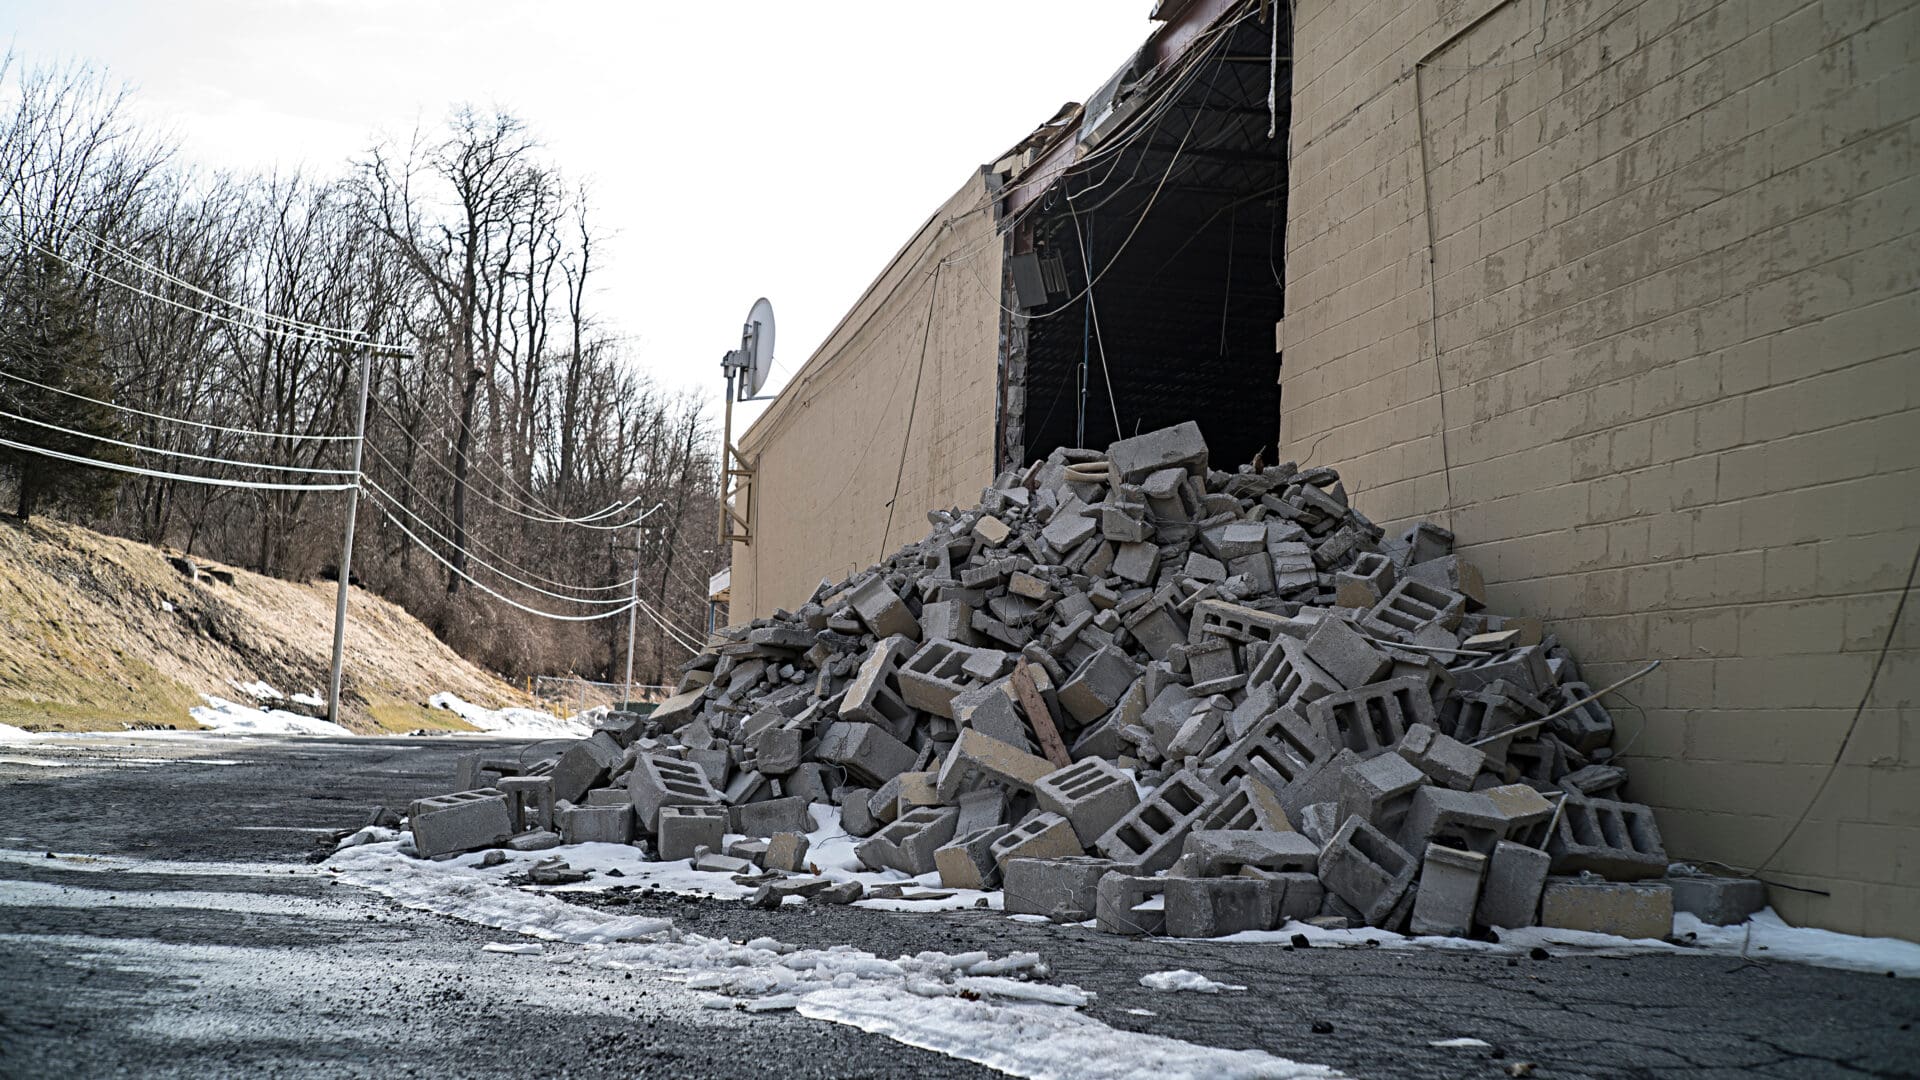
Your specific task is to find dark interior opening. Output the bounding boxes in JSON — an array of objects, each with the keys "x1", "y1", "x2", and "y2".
[{"x1": 1014, "y1": 9, "x2": 1290, "y2": 471}]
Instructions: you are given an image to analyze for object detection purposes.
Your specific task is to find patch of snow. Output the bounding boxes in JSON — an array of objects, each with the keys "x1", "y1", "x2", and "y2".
[
  {"x1": 160, "y1": 599, "x2": 175, "y2": 612},
  {"x1": 1125, "y1": 1007, "x2": 1157, "y2": 1017},
  {"x1": 1218, "y1": 911, "x2": 1920, "y2": 979},
  {"x1": 1139, "y1": 970, "x2": 1247, "y2": 994},
  {"x1": 190, "y1": 696, "x2": 354, "y2": 737},
  {"x1": 1008, "y1": 913, "x2": 1053, "y2": 925},
  {"x1": 228, "y1": 680, "x2": 283, "y2": 701},
  {"x1": 291, "y1": 692, "x2": 326, "y2": 708},
  {"x1": 1429, "y1": 1038, "x2": 1492, "y2": 1049},
  {"x1": 427, "y1": 692, "x2": 591, "y2": 739},
  {"x1": 0, "y1": 723, "x2": 34, "y2": 744},
  {"x1": 482, "y1": 942, "x2": 543, "y2": 955},
  {"x1": 328, "y1": 839, "x2": 1341, "y2": 1080}
]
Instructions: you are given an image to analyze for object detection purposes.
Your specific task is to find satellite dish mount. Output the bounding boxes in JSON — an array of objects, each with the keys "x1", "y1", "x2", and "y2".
[{"x1": 718, "y1": 298, "x2": 776, "y2": 546}]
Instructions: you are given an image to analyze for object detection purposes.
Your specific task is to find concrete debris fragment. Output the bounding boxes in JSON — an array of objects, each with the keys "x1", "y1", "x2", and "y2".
[{"x1": 400, "y1": 425, "x2": 1690, "y2": 943}]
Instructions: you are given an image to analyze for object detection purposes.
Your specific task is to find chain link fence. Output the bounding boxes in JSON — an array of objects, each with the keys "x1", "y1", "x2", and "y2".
[{"x1": 528, "y1": 675, "x2": 676, "y2": 719}]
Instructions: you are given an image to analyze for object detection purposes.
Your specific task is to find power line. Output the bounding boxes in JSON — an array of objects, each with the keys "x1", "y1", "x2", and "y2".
[
  {"x1": 0, "y1": 368, "x2": 363, "y2": 442},
  {"x1": 0, "y1": 405, "x2": 356, "y2": 476},
  {"x1": 0, "y1": 434, "x2": 355, "y2": 492}
]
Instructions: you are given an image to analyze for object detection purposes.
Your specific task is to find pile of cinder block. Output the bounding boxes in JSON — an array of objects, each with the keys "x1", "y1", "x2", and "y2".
[{"x1": 408, "y1": 423, "x2": 1759, "y2": 941}]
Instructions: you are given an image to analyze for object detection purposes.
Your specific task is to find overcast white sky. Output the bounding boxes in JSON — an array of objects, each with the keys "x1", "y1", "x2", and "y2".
[{"x1": 0, "y1": 0, "x2": 1151, "y2": 425}]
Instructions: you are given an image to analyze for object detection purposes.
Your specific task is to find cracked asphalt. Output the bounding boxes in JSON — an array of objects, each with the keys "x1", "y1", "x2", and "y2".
[{"x1": 1, "y1": 733, "x2": 1915, "y2": 1079}]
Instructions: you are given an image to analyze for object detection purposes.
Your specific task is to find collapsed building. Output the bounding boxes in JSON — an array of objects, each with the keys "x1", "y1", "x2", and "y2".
[
  {"x1": 717, "y1": 0, "x2": 1920, "y2": 941},
  {"x1": 413, "y1": 425, "x2": 1761, "y2": 941}
]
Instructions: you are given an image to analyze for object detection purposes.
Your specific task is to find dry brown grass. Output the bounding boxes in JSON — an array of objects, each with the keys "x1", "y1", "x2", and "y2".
[{"x1": 0, "y1": 516, "x2": 527, "y2": 733}]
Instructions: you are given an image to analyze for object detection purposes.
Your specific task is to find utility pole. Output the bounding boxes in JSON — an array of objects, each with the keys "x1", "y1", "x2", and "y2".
[
  {"x1": 327, "y1": 345, "x2": 373, "y2": 727},
  {"x1": 621, "y1": 520, "x2": 643, "y2": 707}
]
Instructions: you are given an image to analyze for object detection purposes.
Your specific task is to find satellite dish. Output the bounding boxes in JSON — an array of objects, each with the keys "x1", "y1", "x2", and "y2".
[{"x1": 724, "y1": 298, "x2": 776, "y2": 402}]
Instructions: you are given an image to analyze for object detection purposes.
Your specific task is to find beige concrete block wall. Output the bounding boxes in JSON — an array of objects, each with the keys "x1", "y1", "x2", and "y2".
[
  {"x1": 1281, "y1": 0, "x2": 1920, "y2": 937},
  {"x1": 731, "y1": 173, "x2": 1005, "y2": 620}
]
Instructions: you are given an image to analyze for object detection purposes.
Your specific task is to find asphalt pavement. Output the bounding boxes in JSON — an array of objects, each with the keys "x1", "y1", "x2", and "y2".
[{"x1": 0, "y1": 733, "x2": 1914, "y2": 1079}]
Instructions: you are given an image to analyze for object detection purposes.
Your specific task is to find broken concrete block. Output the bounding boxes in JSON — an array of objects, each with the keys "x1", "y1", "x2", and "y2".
[
  {"x1": 989, "y1": 811, "x2": 1083, "y2": 869},
  {"x1": 1094, "y1": 770, "x2": 1219, "y2": 872},
  {"x1": 935, "y1": 825, "x2": 1013, "y2": 890},
  {"x1": 1003, "y1": 856, "x2": 1118, "y2": 920},
  {"x1": 1318, "y1": 815, "x2": 1417, "y2": 926},
  {"x1": 1410, "y1": 844, "x2": 1487, "y2": 937},
  {"x1": 1058, "y1": 645, "x2": 1140, "y2": 724},
  {"x1": 848, "y1": 576, "x2": 920, "y2": 640},
  {"x1": 1035, "y1": 757, "x2": 1141, "y2": 847},
  {"x1": 1337, "y1": 752, "x2": 1426, "y2": 834},
  {"x1": 856, "y1": 805, "x2": 959, "y2": 875},
  {"x1": 1096, "y1": 871, "x2": 1166, "y2": 935},
  {"x1": 840, "y1": 636, "x2": 917, "y2": 732},
  {"x1": 1665, "y1": 870, "x2": 1767, "y2": 926},
  {"x1": 936, "y1": 727, "x2": 1057, "y2": 801},
  {"x1": 1196, "y1": 776, "x2": 1293, "y2": 833},
  {"x1": 409, "y1": 789, "x2": 515, "y2": 858},
  {"x1": 765, "y1": 832, "x2": 812, "y2": 873},
  {"x1": 550, "y1": 733, "x2": 623, "y2": 804},
  {"x1": 954, "y1": 786, "x2": 1009, "y2": 835},
  {"x1": 1547, "y1": 796, "x2": 1667, "y2": 881},
  {"x1": 1108, "y1": 421, "x2": 1207, "y2": 484},
  {"x1": 656, "y1": 805, "x2": 728, "y2": 862},
  {"x1": 1483, "y1": 783, "x2": 1556, "y2": 847},
  {"x1": 1163, "y1": 876, "x2": 1277, "y2": 938},
  {"x1": 627, "y1": 753, "x2": 722, "y2": 833},
  {"x1": 497, "y1": 776, "x2": 557, "y2": 834},
  {"x1": 1539, "y1": 877, "x2": 1673, "y2": 939},
  {"x1": 839, "y1": 787, "x2": 880, "y2": 838},
  {"x1": 1362, "y1": 578, "x2": 1467, "y2": 637},
  {"x1": 559, "y1": 803, "x2": 633, "y2": 846},
  {"x1": 1477, "y1": 839, "x2": 1550, "y2": 929},
  {"x1": 1397, "y1": 786, "x2": 1506, "y2": 856},
  {"x1": 732, "y1": 795, "x2": 812, "y2": 838},
  {"x1": 751, "y1": 725, "x2": 803, "y2": 776},
  {"x1": 898, "y1": 639, "x2": 979, "y2": 718},
  {"x1": 952, "y1": 681, "x2": 1034, "y2": 752},
  {"x1": 817, "y1": 721, "x2": 917, "y2": 788},
  {"x1": 1303, "y1": 617, "x2": 1392, "y2": 690},
  {"x1": 1182, "y1": 829, "x2": 1320, "y2": 876},
  {"x1": 1393, "y1": 722, "x2": 1484, "y2": 790}
]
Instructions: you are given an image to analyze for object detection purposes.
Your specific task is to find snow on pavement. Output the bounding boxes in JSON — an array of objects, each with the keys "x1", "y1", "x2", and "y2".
[
  {"x1": 327, "y1": 839, "x2": 1341, "y2": 1080},
  {"x1": 1139, "y1": 970, "x2": 1247, "y2": 993},
  {"x1": 427, "y1": 692, "x2": 591, "y2": 738}
]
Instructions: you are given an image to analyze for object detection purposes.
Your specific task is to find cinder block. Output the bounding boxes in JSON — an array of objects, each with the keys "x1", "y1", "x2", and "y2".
[
  {"x1": 1096, "y1": 871, "x2": 1166, "y2": 935},
  {"x1": 839, "y1": 786, "x2": 880, "y2": 838},
  {"x1": 409, "y1": 789, "x2": 515, "y2": 858},
  {"x1": 1058, "y1": 645, "x2": 1141, "y2": 723},
  {"x1": 765, "y1": 831, "x2": 812, "y2": 873},
  {"x1": 898, "y1": 639, "x2": 980, "y2": 718},
  {"x1": 817, "y1": 721, "x2": 917, "y2": 788},
  {"x1": 937, "y1": 727, "x2": 1057, "y2": 801},
  {"x1": 1397, "y1": 786, "x2": 1506, "y2": 856},
  {"x1": 750, "y1": 725, "x2": 803, "y2": 776},
  {"x1": 1206, "y1": 710, "x2": 1330, "y2": 806},
  {"x1": 627, "y1": 753, "x2": 722, "y2": 833},
  {"x1": 497, "y1": 775, "x2": 556, "y2": 833},
  {"x1": 953, "y1": 681, "x2": 1034, "y2": 752},
  {"x1": 1337, "y1": 752, "x2": 1426, "y2": 833},
  {"x1": 1094, "y1": 770, "x2": 1220, "y2": 872},
  {"x1": 1003, "y1": 856, "x2": 1118, "y2": 920},
  {"x1": 840, "y1": 636, "x2": 918, "y2": 732},
  {"x1": 1539, "y1": 877, "x2": 1674, "y2": 939},
  {"x1": 1318, "y1": 815, "x2": 1417, "y2": 926},
  {"x1": 1304, "y1": 617, "x2": 1393, "y2": 689},
  {"x1": 550, "y1": 733, "x2": 623, "y2": 803},
  {"x1": 1476, "y1": 840, "x2": 1550, "y2": 929},
  {"x1": 1394, "y1": 723, "x2": 1485, "y2": 790},
  {"x1": 1034, "y1": 757, "x2": 1140, "y2": 847},
  {"x1": 1547, "y1": 796, "x2": 1667, "y2": 880},
  {"x1": 1666, "y1": 872, "x2": 1767, "y2": 926},
  {"x1": 1163, "y1": 876, "x2": 1278, "y2": 938},
  {"x1": 656, "y1": 804, "x2": 728, "y2": 862},
  {"x1": 559, "y1": 803, "x2": 633, "y2": 846},
  {"x1": 1483, "y1": 783, "x2": 1556, "y2": 847},
  {"x1": 1307, "y1": 676, "x2": 1435, "y2": 756},
  {"x1": 732, "y1": 795, "x2": 812, "y2": 838},
  {"x1": 1196, "y1": 776, "x2": 1294, "y2": 832},
  {"x1": 847, "y1": 576, "x2": 920, "y2": 640},
  {"x1": 935, "y1": 825, "x2": 1013, "y2": 890},
  {"x1": 856, "y1": 805, "x2": 959, "y2": 875},
  {"x1": 1182, "y1": 829, "x2": 1320, "y2": 876},
  {"x1": 1107, "y1": 421, "x2": 1208, "y2": 483},
  {"x1": 989, "y1": 811, "x2": 1083, "y2": 869},
  {"x1": 1410, "y1": 844, "x2": 1487, "y2": 937}
]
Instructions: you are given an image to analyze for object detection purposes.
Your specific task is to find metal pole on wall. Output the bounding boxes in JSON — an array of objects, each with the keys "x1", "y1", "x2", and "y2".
[{"x1": 327, "y1": 345, "x2": 373, "y2": 727}]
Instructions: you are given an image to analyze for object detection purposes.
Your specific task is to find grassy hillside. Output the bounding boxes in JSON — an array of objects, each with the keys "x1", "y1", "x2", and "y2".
[{"x1": 0, "y1": 516, "x2": 526, "y2": 733}]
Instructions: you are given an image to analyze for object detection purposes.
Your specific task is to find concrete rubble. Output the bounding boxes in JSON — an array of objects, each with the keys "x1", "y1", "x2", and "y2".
[{"x1": 409, "y1": 422, "x2": 1710, "y2": 942}]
